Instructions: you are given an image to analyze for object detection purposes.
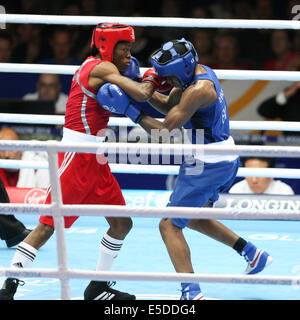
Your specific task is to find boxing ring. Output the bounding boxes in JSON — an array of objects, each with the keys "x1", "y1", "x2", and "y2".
[{"x1": 1, "y1": 14, "x2": 300, "y2": 300}]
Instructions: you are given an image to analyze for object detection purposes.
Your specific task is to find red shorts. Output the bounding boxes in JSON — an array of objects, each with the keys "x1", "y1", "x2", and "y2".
[{"x1": 39, "y1": 152, "x2": 125, "y2": 228}]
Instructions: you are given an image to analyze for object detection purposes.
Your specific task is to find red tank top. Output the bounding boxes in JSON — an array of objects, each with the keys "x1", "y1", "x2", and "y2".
[{"x1": 64, "y1": 56, "x2": 111, "y2": 136}]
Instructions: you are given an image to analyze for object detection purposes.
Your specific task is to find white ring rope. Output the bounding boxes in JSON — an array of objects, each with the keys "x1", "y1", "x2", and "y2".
[
  {"x1": 0, "y1": 203, "x2": 299, "y2": 220},
  {"x1": 1, "y1": 63, "x2": 300, "y2": 81},
  {"x1": 1, "y1": 14, "x2": 300, "y2": 30},
  {"x1": 1, "y1": 113, "x2": 300, "y2": 132},
  {"x1": 0, "y1": 159, "x2": 299, "y2": 179},
  {"x1": 0, "y1": 140, "x2": 300, "y2": 158},
  {"x1": 0, "y1": 268, "x2": 299, "y2": 288}
]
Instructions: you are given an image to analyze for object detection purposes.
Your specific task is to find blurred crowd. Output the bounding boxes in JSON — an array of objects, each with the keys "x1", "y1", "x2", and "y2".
[
  {"x1": 1, "y1": 0, "x2": 300, "y2": 70},
  {"x1": 0, "y1": 0, "x2": 299, "y2": 194},
  {"x1": 0, "y1": 0, "x2": 299, "y2": 102},
  {"x1": 0, "y1": 0, "x2": 299, "y2": 118}
]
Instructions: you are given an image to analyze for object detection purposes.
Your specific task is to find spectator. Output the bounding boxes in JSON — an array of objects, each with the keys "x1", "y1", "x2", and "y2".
[
  {"x1": 190, "y1": 4, "x2": 214, "y2": 19},
  {"x1": 23, "y1": 73, "x2": 68, "y2": 114},
  {"x1": 0, "y1": 32, "x2": 13, "y2": 63},
  {"x1": 47, "y1": 28, "x2": 78, "y2": 65},
  {"x1": 0, "y1": 176, "x2": 31, "y2": 248},
  {"x1": 0, "y1": 128, "x2": 50, "y2": 188},
  {"x1": 129, "y1": 12, "x2": 162, "y2": 67},
  {"x1": 232, "y1": 0, "x2": 253, "y2": 19},
  {"x1": 72, "y1": 25, "x2": 95, "y2": 62},
  {"x1": 18, "y1": 0, "x2": 40, "y2": 14},
  {"x1": 210, "y1": 33, "x2": 252, "y2": 70},
  {"x1": 257, "y1": 81, "x2": 300, "y2": 136},
  {"x1": 254, "y1": 0, "x2": 274, "y2": 20},
  {"x1": 11, "y1": 24, "x2": 42, "y2": 63},
  {"x1": 231, "y1": 0, "x2": 271, "y2": 69},
  {"x1": 293, "y1": 30, "x2": 300, "y2": 55},
  {"x1": 230, "y1": 0, "x2": 273, "y2": 69},
  {"x1": 81, "y1": 0, "x2": 98, "y2": 16},
  {"x1": 62, "y1": 2, "x2": 91, "y2": 62},
  {"x1": 229, "y1": 157, "x2": 294, "y2": 195},
  {"x1": 39, "y1": 28, "x2": 81, "y2": 94},
  {"x1": 0, "y1": 32, "x2": 37, "y2": 98},
  {"x1": 189, "y1": 29, "x2": 214, "y2": 67},
  {"x1": 210, "y1": 0, "x2": 233, "y2": 19},
  {"x1": 263, "y1": 30, "x2": 299, "y2": 71},
  {"x1": 159, "y1": 0, "x2": 187, "y2": 41}
]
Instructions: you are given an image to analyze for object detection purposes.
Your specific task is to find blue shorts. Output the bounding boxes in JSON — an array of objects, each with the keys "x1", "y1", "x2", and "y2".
[{"x1": 167, "y1": 158, "x2": 239, "y2": 229}]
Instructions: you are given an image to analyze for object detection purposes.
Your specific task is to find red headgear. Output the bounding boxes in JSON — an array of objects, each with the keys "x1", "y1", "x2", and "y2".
[{"x1": 91, "y1": 23, "x2": 135, "y2": 62}]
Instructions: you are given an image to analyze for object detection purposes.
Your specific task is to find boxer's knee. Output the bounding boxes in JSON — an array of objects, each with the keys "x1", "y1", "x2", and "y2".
[
  {"x1": 107, "y1": 217, "x2": 133, "y2": 239},
  {"x1": 159, "y1": 218, "x2": 175, "y2": 239}
]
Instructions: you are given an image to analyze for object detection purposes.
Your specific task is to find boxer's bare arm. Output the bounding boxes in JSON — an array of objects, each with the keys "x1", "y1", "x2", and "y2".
[
  {"x1": 89, "y1": 61, "x2": 155, "y2": 102},
  {"x1": 147, "y1": 87, "x2": 182, "y2": 115},
  {"x1": 139, "y1": 80, "x2": 217, "y2": 134}
]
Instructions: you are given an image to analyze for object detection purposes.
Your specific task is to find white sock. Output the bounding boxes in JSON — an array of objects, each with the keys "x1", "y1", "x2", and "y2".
[
  {"x1": 96, "y1": 233, "x2": 123, "y2": 271},
  {"x1": 11, "y1": 242, "x2": 38, "y2": 269}
]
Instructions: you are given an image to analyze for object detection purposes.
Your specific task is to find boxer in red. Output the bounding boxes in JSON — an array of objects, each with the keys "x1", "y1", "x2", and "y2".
[{"x1": 0, "y1": 23, "x2": 159, "y2": 300}]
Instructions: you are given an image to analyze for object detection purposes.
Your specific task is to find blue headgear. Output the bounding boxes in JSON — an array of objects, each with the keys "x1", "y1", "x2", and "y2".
[{"x1": 151, "y1": 38, "x2": 199, "y2": 89}]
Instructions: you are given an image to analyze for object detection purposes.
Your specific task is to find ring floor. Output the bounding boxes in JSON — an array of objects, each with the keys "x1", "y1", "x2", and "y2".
[{"x1": 1, "y1": 206, "x2": 300, "y2": 300}]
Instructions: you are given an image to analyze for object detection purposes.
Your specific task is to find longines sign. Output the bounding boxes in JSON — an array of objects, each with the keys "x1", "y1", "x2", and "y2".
[{"x1": 214, "y1": 194, "x2": 300, "y2": 212}]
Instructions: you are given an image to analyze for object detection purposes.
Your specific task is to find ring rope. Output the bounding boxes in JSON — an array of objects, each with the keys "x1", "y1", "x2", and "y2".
[
  {"x1": 0, "y1": 268, "x2": 298, "y2": 287},
  {"x1": 1, "y1": 63, "x2": 300, "y2": 81},
  {"x1": 1, "y1": 113, "x2": 300, "y2": 132},
  {"x1": 1, "y1": 140, "x2": 300, "y2": 158},
  {"x1": 0, "y1": 159, "x2": 300, "y2": 179},
  {"x1": 1, "y1": 14, "x2": 300, "y2": 30},
  {"x1": 0, "y1": 203, "x2": 299, "y2": 220}
]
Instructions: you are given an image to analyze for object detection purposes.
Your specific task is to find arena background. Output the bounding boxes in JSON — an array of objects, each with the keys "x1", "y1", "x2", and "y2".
[
  {"x1": 1, "y1": 0, "x2": 300, "y2": 302},
  {"x1": 1, "y1": 0, "x2": 300, "y2": 194}
]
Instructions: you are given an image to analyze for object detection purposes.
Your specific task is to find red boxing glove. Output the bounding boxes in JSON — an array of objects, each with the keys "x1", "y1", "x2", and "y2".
[
  {"x1": 157, "y1": 80, "x2": 172, "y2": 93},
  {"x1": 142, "y1": 68, "x2": 172, "y2": 92}
]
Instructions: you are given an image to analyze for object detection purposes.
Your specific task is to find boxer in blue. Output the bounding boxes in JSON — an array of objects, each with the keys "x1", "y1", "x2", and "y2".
[{"x1": 97, "y1": 39, "x2": 273, "y2": 300}]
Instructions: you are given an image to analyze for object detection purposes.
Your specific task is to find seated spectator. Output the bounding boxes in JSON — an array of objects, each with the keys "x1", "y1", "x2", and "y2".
[
  {"x1": 39, "y1": 28, "x2": 81, "y2": 94},
  {"x1": 292, "y1": 30, "x2": 300, "y2": 55},
  {"x1": 159, "y1": 0, "x2": 187, "y2": 42},
  {"x1": 81, "y1": 0, "x2": 98, "y2": 16},
  {"x1": 0, "y1": 32, "x2": 37, "y2": 98},
  {"x1": 23, "y1": 73, "x2": 68, "y2": 115},
  {"x1": 232, "y1": 0, "x2": 272, "y2": 69},
  {"x1": 129, "y1": 12, "x2": 162, "y2": 67},
  {"x1": 189, "y1": 29, "x2": 214, "y2": 67},
  {"x1": 232, "y1": 0, "x2": 253, "y2": 19},
  {"x1": 11, "y1": 24, "x2": 42, "y2": 63},
  {"x1": 62, "y1": 2, "x2": 93, "y2": 62},
  {"x1": 0, "y1": 128, "x2": 50, "y2": 188},
  {"x1": 229, "y1": 156, "x2": 294, "y2": 195},
  {"x1": 254, "y1": 0, "x2": 274, "y2": 20},
  {"x1": 257, "y1": 81, "x2": 300, "y2": 136},
  {"x1": 190, "y1": 5, "x2": 214, "y2": 19},
  {"x1": 210, "y1": 0, "x2": 233, "y2": 19},
  {"x1": 210, "y1": 33, "x2": 252, "y2": 70},
  {"x1": 0, "y1": 31, "x2": 12, "y2": 63},
  {"x1": 263, "y1": 30, "x2": 299, "y2": 71}
]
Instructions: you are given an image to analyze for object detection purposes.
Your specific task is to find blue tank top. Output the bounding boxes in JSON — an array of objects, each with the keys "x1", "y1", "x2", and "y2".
[{"x1": 184, "y1": 64, "x2": 230, "y2": 144}]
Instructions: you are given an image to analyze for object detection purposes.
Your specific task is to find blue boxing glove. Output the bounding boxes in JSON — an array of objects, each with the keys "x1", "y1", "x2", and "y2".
[
  {"x1": 120, "y1": 56, "x2": 142, "y2": 81},
  {"x1": 97, "y1": 83, "x2": 143, "y2": 123}
]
